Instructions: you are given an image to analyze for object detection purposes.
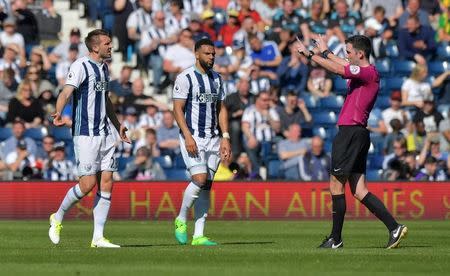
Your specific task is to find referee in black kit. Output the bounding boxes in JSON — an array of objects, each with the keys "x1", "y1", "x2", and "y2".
[{"x1": 296, "y1": 35, "x2": 408, "y2": 249}]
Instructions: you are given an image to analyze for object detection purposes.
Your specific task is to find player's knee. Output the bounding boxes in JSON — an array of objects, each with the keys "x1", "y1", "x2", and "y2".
[
  {"x1": 329, "y1": 176, "x2": 345, "y2": 195},
  {"x1": 353, "y1": 189, "x2": 369, "y2": 201}
]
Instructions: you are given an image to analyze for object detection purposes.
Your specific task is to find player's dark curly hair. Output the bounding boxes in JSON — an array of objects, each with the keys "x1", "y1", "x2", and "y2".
[
  {"x1": 85, "y1": 29, "x2": 111, "y2": 52},
  {"x1": 195, "y1": 38, "x2": 214, "y2": 52},
  {"x1": 345, "y1": 35, "x2": 372, "y2": 59}
]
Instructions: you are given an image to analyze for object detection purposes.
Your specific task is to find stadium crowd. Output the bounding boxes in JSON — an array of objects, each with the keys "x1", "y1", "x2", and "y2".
[{"x1": 0, "y1": 0, "x2": 448, "y2": 182}]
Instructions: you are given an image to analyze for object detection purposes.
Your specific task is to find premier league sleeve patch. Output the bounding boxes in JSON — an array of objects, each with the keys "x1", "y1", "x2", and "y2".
[
  {"x1": 67, "y1": 71, "x2": 75, "y2": 80},
  {"x1": 349, "y1": 65, "x2": 360, "y2": 75}
]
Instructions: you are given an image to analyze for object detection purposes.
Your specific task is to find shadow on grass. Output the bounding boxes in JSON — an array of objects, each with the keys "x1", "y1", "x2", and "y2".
[
  {"x1": 348, "y1": 245, "x2": 431, "y2": 249},
  {"x1": 121, "y1": 241, "x2": 275, "y2": 247}
]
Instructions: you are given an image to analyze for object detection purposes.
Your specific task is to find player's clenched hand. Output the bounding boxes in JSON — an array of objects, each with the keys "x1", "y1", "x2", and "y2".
[
  {"x1": 185, "y1": 135, "x2": 198, "y2": 157},
  {"x1": 51, "y1": 112, "x2": 65, "y2": 127},
  {"x1": 120, "y1": 124, "x2": 131, "y2": 144},
  {"x1": 220, "y1": 138, "x2": 231, "y2": 162}
]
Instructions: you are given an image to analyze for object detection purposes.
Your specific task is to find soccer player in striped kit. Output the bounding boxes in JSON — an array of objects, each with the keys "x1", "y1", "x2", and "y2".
[
  {"x1": 48, "y1": 29, "x2": 130, "y2": 248},
  {"x1": 172, "y1": 38, "x2": 231, "y2": 246}
]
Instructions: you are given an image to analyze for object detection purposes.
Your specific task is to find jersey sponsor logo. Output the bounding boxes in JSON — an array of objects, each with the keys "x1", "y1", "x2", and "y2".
[
  {"x1": 94, "y1": 81, "x2": 108, "y2": 92},
  {"x1": 196, "y1": 93, "x2": 218, "y2": 103},
  {"x1": 349, "y1": 65, "x2": 360, "y2": 75}
]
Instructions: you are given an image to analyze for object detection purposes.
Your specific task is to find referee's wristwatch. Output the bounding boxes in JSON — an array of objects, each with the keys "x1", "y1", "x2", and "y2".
[{"x1": 222, "y1": 132, "x2": 230, "y2": 139}]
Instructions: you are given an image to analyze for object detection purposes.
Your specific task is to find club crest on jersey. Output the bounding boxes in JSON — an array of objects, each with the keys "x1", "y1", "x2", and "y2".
[
  {"x1": 349, "y1": 65, "x2": 360, "y2": 75},
  {"x1": 196, "y1": 93, "x2": 218, "y2": 103},
  {"x1": 94, "y1": 81, "x2": 108, "y2": 92}
]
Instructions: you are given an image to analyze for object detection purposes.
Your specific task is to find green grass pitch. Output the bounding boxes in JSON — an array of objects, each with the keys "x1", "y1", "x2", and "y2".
[{"x1": 0, "y1": 220, "x2": 448, "y2": 275}]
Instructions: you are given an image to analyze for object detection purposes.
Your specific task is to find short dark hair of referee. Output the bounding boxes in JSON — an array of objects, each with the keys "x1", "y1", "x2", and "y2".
[{"x1": 295, "y1": 34, "x2": 407, "y2": 249}]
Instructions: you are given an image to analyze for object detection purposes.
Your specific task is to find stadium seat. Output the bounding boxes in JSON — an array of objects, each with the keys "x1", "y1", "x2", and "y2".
[
  {"x1": 384, "y1": 77, "x2": 405, "y2": 91},
  {"x1": 367, "y1": 154, "x2": 384, "y2": 170},
  {"x1": 367, "y1": 108, "x2": 382, "y2": 128},
  {"x1": 24, "y1": 127, "x2": 47, "y2": 141},
  {"x1": 312, "y1": 111, "x2": 337, "y2": 127},
  {"x1": 165, "y1": 169, "x2": 190, "y2": 180},
  {"x1": 375, "y1": 59, "x2": 391, "y2": 77},
  {"x1": 0, "y1": 127, "x2": 12, "y2": 141},
  {"x1": 437, "y1": 104, "x2": 450, "y2": 119},
  {"x1": 436, "y1": 43, "x2": 450, "y2": 60},
  {"x1": 366, "y1": 169, "x2": 383, "y2": 181},
  {"x1": 51, "y1": 127, "x2": 72, "y2": 142},
  {"x1": 312, "y1": 126, "x2": 338, "y2": 141},
  {"x1": 320, "y1": 95, "x2": 344, "y2": 113},
  {"x1": 300, "y1": 93, "x2": 319, "y2": 111},
  {"x1": 117, "y1": 156, "x2": 133, "y2": 173},
  {"x1": 332, "y1": 77, "x2": 347, "y2": 95},
  {"x1": 154, "y1": 156, "x2": 173, "y2": 169},
  {"x1": 173, "y1": 155, "x2": 186, "y2": 169},
  {"x1": 374, "y1": 95, "x2": 390, "y2": 109},
  {"x1": 385, "y1": 43, "x2": 399, "y2": 58},
  {"x1": 428, "y1": 61, "x2": 449, "y2": 76},
  {"x1": 267, "y1": 159, "x2": 282, "y2": 179},
  {"x1": 392, "y1": 60, "x2": 416, "y2": 77}
]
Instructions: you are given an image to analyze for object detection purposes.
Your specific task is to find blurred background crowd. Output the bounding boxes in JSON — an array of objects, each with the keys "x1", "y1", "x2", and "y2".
[{"x1": 0, "y1": 0, "x2": 448, "y2": 182}]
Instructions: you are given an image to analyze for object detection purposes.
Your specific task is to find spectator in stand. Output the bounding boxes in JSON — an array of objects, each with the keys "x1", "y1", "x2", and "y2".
[
  {"x1": 272, "y1": 0, "x2": 305, "y2": 34},
  {"x1": 108, "y1": 65, "x2": 132, "y2": 98},
  {"x1": 242, "y1": 91, "x2": 280, "y2": 174},
  {"x1": 248, "y1": 33, "x2": 282, "y2": 75},
  {"x1": 364, "y1": 6, "x2": 395, "y2": 59},
  {"x1": 232, "y1": 16, "x2": 263, "y2": 54},
  {"x1": 277, "y1": 91, "x2": 312, "y2": 138},
  {"x1": 10, "y1": 0, "x2": 39, "y2": 49},
  {"x1": 165, "y1": 0, "x2": 190, "y2": 36},
  {"x1": 156, "y1": 110, "x2": 180, "y2": 159},
  {"x1": 255, "y1": 0, "x2": 279, "y2": 25},
  {"x1": 113, "y1": 0, "x2": 137, "y2": 62},
  {"x1": 383, "y1": 136, "x2": 408, "y2": 170},
  {"x1": 406, "y1": 119, "x2": 427, "y2": 153},
  {"x1": 34, "y1": 0, "x2": 62, "y2": 49},
  {"x1": 420, "y1": 0, "x2": 441, "y2": 24},
  {"x1": 123, "y1": 78, "x2": 151, "y2": 114},
  {"x1": 362, "y1": 0, "x2": 404, "y2": 25},
  {"x1": 0, "y1": 17, "x2": 25, "y2": 49},
  {"x1": 213, "y1": 40, "x2": 234, "y2": 81},
  {"x1": 36, "y1": 135, "x2": 55, "y2": 161},
  {"x1": 134, "y1": 128, "x2": 160, "y2": 157},
  {"x1": 277, "y1": 27, "x2": 295, "y2": 58},
  {"x1": 277, "y1": 123, "x2": 309, "y2": 180},
  {"x1": 418, "y1": 134, "x2": 449, "y2": 172},
  {"x1": 0, "y1": 68, "x2": 15, "y2": 123},
  {"x1": 6, "y1": 80, "x2": 44, "y2": 127},
  {"x1": 201, "y1": 10, "x2": 218, "y2": 41},
  {"x1": 248, "y1": 65, "x2": 272, "y2": 95},
  {"x1": 307, "y1": 60, "x2": 333, "y2": 99},
  {"x1": 1, "y1": 118, "x2": 38, "y2": 158},
  {"x1": 139, "y1": 10, "x2": 177, "y2": 94},
  {"x1": 381, "y1": 91, "x2": 409, "y2": 134},
  {"x1": 29, "y1": 46, "x2": 52, "y2": 75},
  {"x1": 138, "y1": 103, "x2": 164, "y2": 130},
  {"x1": 437, "y1": 6, "x2": 450, "y2": 43},
  {"x1": 413, "y1": 95, "x2": 444, "y2": 134},
  {"x1": 433, "y1": 70, "x2": 450, "y2": 105},
  {"x1": 26, "y1": 65, "x2": 55, "y2": 99},
  {"x1": 232, "y1": 152, "x2": 262, "y2": 180},
  {"x1": 122, "y1": 106, "x2": 141, "y2": 141},
  {"x1": 300, "y1": 0, "x2": 335, "y2": 52},
  {"x1": 43, "y1": 142, "x2": 76, "y2": 181},
  {"x1": 383, "y1": 119, "x2": 405, "y2": 155},
  {"x1": 5, "y1": 138, "x2": 38, "y2": 180},
  {"x1": 0, "y1": 43, "x2": 26, "y2": 83},
  {"x1": 277, "y1": 41, "x2": 309, "y2": 96},
  {"x1": 401, "y1": 63, "x2": 432, "y2": 109},
  {"x1": 122, "y1": 146, "x2": 166, "y2": 180},
  {"x1": 439, "y1": 108, "x2": 450, "y2": 153},
  {"x1": 224, "y1": 77, "x2": 253, "y2": 158},
  {"x1": 238, "y1": 0, "x2": 264, "y2": 32},
  {"x1": 298, "y1": 136, "x2": 331, "y2": 181},
  {"x1": 398, "y1": 0, "x2": 430, "y2": 29},
  {"x1": 218, "y1": 9, "x2": 240, "y2": 47},
  {"x1": 163, "y1": 28, "x2": 195, "y2": 81},
  {"x1": 398, "y1": 14, "x2": 436, "y2": 64},
  {"x1": 49, "y1": 28, "x2": 88, "y2": 64},
  {"x1": 55, "y1": 43, "x2": 79, "y2": 88},
  {"x1": 188, "y1": 14, "x2": 210, "y2": 42},
  {"x1": 126, "y1": 0, "x2": 153, "y2": 43},
  {"x1": 330, "y1": 0, "x2": 363, "y2": 43},
  {"x1": 415, "y1": 156, "x2": 448, "y2": 181}
]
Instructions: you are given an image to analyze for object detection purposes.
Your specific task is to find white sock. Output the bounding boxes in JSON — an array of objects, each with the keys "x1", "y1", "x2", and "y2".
[
  {"x1": 177, "y1": 182, "x2": 201, "y2": 222},
  {"x1": 55, "y1": 184, "x2": 85, "y2": 222},
  {"x1": 93, "y1": 191, "x2": 111, "y2": 241},
  {"x1": 193, "y1": 189, "x2": 210, "y2": 238}
]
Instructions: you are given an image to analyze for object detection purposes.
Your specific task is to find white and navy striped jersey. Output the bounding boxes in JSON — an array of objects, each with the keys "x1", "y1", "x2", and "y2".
[
  {"x1": 139, "y1": 25, "x2": 172, "y2": 57},
  {"x1": 44, "y1": 159, "x2": 76, "y2": 181},
  {"x1": 138, "y1": 112, "x2": 163, "y2": 129},
  {"x1": 66, "y1": 56, "x2": 111, "y2": 137},
  {"x1": 126, "y1": 8, "x2": 153, "y2": 35},
  {"x1": 165, "y1": 13, "x2": 190, "y2": 35},
  {"x1": 172, "y1": 66, "x2": 225, "y2": 138},
  {"x1": 249, "y1": 77, "x2": 270, "y2": 95},
  {"x1": 242, "y1": 105, "x2": 280, "y2": 142}
]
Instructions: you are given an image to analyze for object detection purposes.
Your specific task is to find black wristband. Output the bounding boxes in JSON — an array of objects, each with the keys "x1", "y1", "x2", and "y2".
[
  {"x1": 322, "y1": 49, "x2": 332, "y2": 59},
  {"x1": 303, "y1": 50, "x2": 314, "y2": 60}
]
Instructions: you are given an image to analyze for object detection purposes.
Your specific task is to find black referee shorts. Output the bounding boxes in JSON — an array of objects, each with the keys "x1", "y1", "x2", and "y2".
[{"x1": 331, "y1": 125, "x2": 370, "y2": 176}]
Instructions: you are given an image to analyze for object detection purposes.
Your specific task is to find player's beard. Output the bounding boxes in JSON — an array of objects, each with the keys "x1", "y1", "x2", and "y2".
[{"x1": 200, "y1": 59, "x2": 214, "y2": 71}]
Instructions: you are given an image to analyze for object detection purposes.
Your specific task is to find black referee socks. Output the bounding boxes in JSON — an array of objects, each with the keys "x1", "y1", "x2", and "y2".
[
  {"x1": 331, "y1": 194, "x2": 346, "y2": 242},
  {"x1": 361, "y1": 192, "x2": 398, "y2": 232}
]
